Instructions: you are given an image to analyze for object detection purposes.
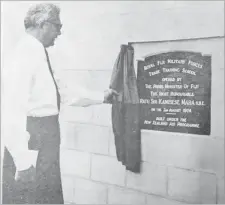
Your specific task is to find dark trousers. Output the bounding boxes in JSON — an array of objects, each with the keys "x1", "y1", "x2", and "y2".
[{"x1": 2, "y1": 115, "x2": 64, "y2": 204}]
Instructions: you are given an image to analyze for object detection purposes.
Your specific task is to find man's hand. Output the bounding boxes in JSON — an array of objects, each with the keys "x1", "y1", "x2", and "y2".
[
  {"x1": 13, "y1": 150, "x2": 38, "y2": 181},
  {"x1": 15, "y1": 165, "x2": 36, "y2": 183},
  {"x1": 104, "y1": 89, "x2": 119, "y2": 104}
]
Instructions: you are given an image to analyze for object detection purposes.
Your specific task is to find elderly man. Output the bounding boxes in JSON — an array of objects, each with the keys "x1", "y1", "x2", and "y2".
[{"x1": 2, "y1": 3, "x2": 117, "y2": 204}]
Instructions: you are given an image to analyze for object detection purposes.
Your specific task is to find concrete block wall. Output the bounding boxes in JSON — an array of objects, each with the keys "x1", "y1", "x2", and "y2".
[
  {"x1": 54, "y1": 2, "x2": 224, "y2": 204},
  {"x1": 58, "y1": 37, "x2": 224, "y2": 204},
  {"x1": 58, "y1": 69, "x2": 224, "y2": 205},
  {"x1": 1, "y1": 1, "x2": 224, "y2": 204},
  {"x1": 59, "y1": 118, "x2": 185, "y2": 205},
  {"x1": 55, "y1": 2, "x2": 224, "y2": 204}
]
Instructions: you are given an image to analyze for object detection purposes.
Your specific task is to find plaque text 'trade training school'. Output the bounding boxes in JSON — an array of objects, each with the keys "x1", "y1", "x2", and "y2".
[{"x1": 137, "y1": 51, "x2": 211, "y2": 135}]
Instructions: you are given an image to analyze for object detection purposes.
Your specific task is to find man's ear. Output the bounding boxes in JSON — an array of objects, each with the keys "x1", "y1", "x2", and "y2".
[{"x1": 38, "y1": 21, "x2": 45, "y2": 29}]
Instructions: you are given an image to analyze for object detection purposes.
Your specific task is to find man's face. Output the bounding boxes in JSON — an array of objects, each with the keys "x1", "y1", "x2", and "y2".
[{"x1": 42, "y1": 16, "x2": 62, "y2": 47}]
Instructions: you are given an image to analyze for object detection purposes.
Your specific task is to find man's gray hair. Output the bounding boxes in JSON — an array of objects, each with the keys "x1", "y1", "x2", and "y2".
[{"x1": 24, "y1": 3, "x2": 60, "y2": 29}]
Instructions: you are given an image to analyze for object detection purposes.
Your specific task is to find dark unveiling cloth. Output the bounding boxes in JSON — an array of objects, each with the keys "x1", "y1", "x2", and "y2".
[
  {"x1": 2, "y1": 115, "x2": 64, "y2": 204},
  {"x1": 110, "y1": 45, "x2": 141, "y2": 173}
]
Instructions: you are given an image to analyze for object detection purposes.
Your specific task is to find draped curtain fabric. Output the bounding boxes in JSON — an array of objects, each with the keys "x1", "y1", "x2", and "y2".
[{"x1": 110, "y1": 45, "x2": 141, "y2": 173}]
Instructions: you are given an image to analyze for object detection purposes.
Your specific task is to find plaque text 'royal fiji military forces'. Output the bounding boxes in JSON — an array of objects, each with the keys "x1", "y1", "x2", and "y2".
[{"x1": 137, "y1": 51, "x2": 211, "y2": 135}]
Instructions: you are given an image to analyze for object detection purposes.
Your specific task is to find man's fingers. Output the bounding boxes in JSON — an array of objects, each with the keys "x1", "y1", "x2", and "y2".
[
  {"x1": 15, "y1": 170, "x2": 19, "y2": 180},
  {"x1": 111, "y1": 89, "x2": 119, "y2": 95},
  {"x1": 15, "y1": 166, "x2": 36, "y2": 182}
]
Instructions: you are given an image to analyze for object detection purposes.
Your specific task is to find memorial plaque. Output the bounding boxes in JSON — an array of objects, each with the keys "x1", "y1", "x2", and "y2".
[{"x1": 137, "y1": 51, "x2": 211, "y2": 135}]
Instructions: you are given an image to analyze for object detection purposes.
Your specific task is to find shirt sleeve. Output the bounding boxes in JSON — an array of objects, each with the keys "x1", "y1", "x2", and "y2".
[
  {"x1": 2, "y1": 46, "x2": 38, "y2": 171},
  {"x1": 54, "y1": 70, "x2": 104, "y2": 107}
]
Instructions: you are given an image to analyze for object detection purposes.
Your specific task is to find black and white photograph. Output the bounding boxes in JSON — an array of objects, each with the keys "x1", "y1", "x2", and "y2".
[{"x1": 1, "y1": 1, "x2": 224, "y2": 204}]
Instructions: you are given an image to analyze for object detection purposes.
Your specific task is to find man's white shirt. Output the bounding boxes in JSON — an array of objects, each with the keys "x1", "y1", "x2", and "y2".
[{"x1": 1, "y1": 32, "x2": 103, "y2": 172}]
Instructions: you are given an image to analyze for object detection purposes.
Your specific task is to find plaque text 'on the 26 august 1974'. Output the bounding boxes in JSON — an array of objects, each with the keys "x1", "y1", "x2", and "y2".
[{"x1": 137, "y1": 51, "x2": 211, "y2": 135}]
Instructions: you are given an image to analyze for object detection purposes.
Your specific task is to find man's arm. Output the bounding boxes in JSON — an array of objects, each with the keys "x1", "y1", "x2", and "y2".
[
  {"x1": 65, "y1": 84, "x2": 104, "y2": 106},
  {"x1": 54, "y1": 70, "x2": 118, "y2": 107},
  {"x1": 64, "y1": 86, "x2": 118, "y2": 107},
  {"x1": 60, "y1": 84, "x2": 118, "y2": 107},
  {"x1": 2, "y1": 50, "x2": 38, "y2": 176}
]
